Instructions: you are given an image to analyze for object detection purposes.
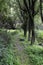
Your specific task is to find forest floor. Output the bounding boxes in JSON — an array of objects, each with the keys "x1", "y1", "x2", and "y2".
[
  {"x1": 10, "y1": 30, "x2": 29, "y2": 65},
  {"x1": 9, "y1": 30, "x2": 43, "y2": 65},
  {"x1": 0, "y1": 29, "x2": 43, "y2": 65}
]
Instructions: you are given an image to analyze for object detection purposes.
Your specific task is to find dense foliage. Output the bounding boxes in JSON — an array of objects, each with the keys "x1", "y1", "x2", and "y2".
[{"x1": 0, "y1": 0, "x2": 43, "y2": 65}]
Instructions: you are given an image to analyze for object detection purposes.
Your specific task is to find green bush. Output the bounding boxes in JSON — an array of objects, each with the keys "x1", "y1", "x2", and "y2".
[
  {"x1": 35, "y1": 30, "x2": 43, "y2": 44},
  {"x1": 0, "y1": 29, "x2": 20, "y2": 65},
  {"x1": 0, "y1": 29, "x2": 11, "y2": 44}
]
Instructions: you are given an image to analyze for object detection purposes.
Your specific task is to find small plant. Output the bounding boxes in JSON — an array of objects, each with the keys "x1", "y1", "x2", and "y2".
[{"x1": 25, "y1": 45, "x2": 43, "y2": 65}]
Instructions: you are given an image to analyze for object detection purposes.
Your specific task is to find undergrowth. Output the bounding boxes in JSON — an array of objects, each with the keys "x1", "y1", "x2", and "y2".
[{"x1": 0, "y1": 29, "x2": 43, "y2": 65}]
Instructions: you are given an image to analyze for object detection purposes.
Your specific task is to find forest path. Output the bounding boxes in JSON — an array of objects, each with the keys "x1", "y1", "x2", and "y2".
[{"x1": 11, "y1": 31, "x2": 29, "y2": 65}]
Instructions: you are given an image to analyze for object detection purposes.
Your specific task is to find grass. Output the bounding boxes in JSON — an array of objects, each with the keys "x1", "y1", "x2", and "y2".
[
  {"x1": 25, "y1": 45, "x2": 43, "y2": 65},
  {"x1": 0, "y1": 29, "x2": 43, "y2": 65},
  {"x1": 0, "y1": 29, "x2": 19, "y2": 65}
]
